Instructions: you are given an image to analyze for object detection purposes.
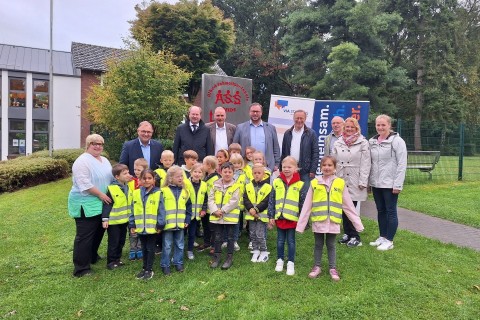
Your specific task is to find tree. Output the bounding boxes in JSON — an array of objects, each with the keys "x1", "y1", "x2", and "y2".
[
  {"x1": 86, "y1": 46, "x2": 191, "y2": 158},
  {"x1": 130, "y1": 0, "x2": 235, "y2": 101}
]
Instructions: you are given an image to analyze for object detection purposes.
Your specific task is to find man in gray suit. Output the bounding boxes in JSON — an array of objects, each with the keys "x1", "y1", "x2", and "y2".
[
  {"x1": 206, "y1": 107, "x2": 236, "y2": 153},
  {"x1": 233, "y1": 103, "x2": 280, "y2": 171}
]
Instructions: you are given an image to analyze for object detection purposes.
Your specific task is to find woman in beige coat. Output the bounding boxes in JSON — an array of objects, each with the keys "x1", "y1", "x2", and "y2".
[{"x1": 332, "y1": 117, "x2": 370, "y2": 247}]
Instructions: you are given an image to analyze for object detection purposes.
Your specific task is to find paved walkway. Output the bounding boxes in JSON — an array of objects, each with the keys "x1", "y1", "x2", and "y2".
[{"x1": 360, "y1": 200, "x2": 480, "y2": 252}]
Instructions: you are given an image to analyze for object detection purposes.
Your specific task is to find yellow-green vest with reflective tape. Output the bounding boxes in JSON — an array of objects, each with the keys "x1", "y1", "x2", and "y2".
[
  {"x1": 244, "y1": 182, "x2": 272, "y2": 222},
  {"x1": 161, "y1": 187, "x2": 189, "y2": 230},
  {"x1": 132, "y1": 189, "x2": 160, "y2": 234},
  {"x1": 273, "y1": 178, "x2": 304, "y2": 221},
  {"x1": 107, "y1": 185, "x2": 132, "y2": 225},
  {"x1": 155, "y1": 168, "x2": 167, "y2": 186},
  {"x1": 235, "y1": 172, "x2": 247, "y2": 211},
  {"x1": 185, "y1": 179, "x2": 207, "y2": 221},
  {"x1": 205, "y1": 174, "x2": 220, "y2": 213},
  {"x1": 310, "y1": 178, "x2": 344, "y2": 224},
  {"x1": 210, "y1": 183, "x2": 241, "y2": 223}
]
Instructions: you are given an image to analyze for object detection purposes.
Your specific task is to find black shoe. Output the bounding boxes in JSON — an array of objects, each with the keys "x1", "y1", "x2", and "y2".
[
  {"x1": 221, "y1": 254, "x2": 233, "y2": 270},
  {"x1": 143, "y1": 270, "x2": 154, "y2": 280},
  {"x1": 116, "y1": 260, "x2": 125, "y2": 267},
  {"x1": 74, "y1": 269, "x2": 93, "y2": 278},
  {"x1": 210, "y1": 254, "x2": 221, "y2": 268},
  {"x1": 338, "y1": 234, "x2": 350, "y2": 244},
  {"x1": 347, "y1": 237, "x2": 363, "y2": 248},
  {"x1": 196, "y1": 243, "x2": 209, "y2": 252},
  {"x1": 107, "y1": 262, "x2": 119, "y2": 270},
  {"x1": 175, "y1": 264, "x2": 184, "y2": 272},
  {"x1": 162, "y1": 267, "x2": 171, "y2": 275},
  {"x1": 136, "y1": 269, "x2": 146, "y2": 279}
]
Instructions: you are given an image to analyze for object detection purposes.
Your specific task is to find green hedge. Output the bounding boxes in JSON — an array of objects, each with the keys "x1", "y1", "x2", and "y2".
[
  {"x1": 0, "y1": 157, "x2": 69, "y2": 192},
  {"x1": 29, "y1": 149, "x2": 85, "y2": 168}
]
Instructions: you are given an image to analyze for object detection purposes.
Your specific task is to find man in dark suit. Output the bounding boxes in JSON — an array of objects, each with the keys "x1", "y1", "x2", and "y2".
[
  {"x1": 119, "y1": 121, "x2": 164, "y2": 175},
  {"x1": 172, "y1": 106, "x2": 213, "y2": 165},
  {"x1": 206, "y1": 106, "x2": 236, "y2": 153}
]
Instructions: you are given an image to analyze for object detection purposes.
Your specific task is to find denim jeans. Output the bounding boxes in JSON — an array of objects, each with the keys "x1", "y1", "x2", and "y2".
[
  {"x1": 372, "y1": 187, "x2": 399, "y2": 241},
  {"x1": 277, "y1": 228, "x2": 296, "y2": 262},
  {"x1": 187, "y1": 219, "x2": 198, "y2": 251},
  {"x1": 160, "y1": 230, "x2": 184, "y2": 267}
]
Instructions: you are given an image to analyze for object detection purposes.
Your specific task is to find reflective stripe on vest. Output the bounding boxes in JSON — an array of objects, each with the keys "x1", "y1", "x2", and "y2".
[
  {"x1": 245, "y1": 182, "x2": 272, "y2": 222},
  {"x1": 107, "y1": 185, "x2": 132, "y2": 225},
  {"x1": 185, "y1": 179, "x2": 207, "y2": 221},
  {"x1": 161, "y1": 187, "x2": 189, "y2": 230},
  {"x1": 210, "y1": 183, "x2": 240, "y2": 223},
  {"x1": 132, "y1": 189, "x2": 160, "y2": 234},
  {"x1": 273, "y1": 179, "x2": 304, "y2": 222},
  {"x1": 310, "y1": 178, "x2": 344, "y2": 224}
]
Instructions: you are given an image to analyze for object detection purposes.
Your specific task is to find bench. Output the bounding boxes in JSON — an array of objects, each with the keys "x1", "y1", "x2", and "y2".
[{"x1": 406, "y1": 151, "x2": 441, "y2": 179}]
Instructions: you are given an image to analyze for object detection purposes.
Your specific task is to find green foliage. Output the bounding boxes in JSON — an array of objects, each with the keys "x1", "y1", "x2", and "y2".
[
  {"x1": 0, "y1": 157, "x2": 69, "y2": 192},
  {"x1": 29, "y1": 149, "x2": 85, "y2": 168},
  {"x1": 0, "y1": 178, "x2": 479, "y2": 318},
  {"x1": 86, "y1": 46, "x2": 190, "y2": 153},
  {"x1": 131, "y1": 0, "x2": 235, "y2": 101}
]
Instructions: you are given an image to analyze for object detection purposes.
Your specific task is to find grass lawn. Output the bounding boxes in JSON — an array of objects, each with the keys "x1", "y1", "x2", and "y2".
[
  {"x1": 399, "y1": 181, "x2": 480, "y2": 228},
  {"x1": 1, "y1": 178, "x2": 479, "y2": 319},
  {"x1": 406, "y1": 155, "x2": 480, "y2": 183}
]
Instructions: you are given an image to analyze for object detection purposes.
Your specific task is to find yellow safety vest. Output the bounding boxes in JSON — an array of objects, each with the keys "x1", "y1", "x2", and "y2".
[
  {"x1": 161, "y1": 187, "x2": 189, "y2": 230},
  {"x1": 185, "y1": 179, "x2": 207, "y2": 221},
  {"x1": 235, "y1": 172, "x2": 247, "y2": 211},
  {"x1": 127, "y1": 180, "x2": 136, "y2": 192},
  {"x1": 310, "y1": 178, "x2": 344, "y2": 224},
  {"x1": 154, "y1": 168, "x2": 167, "y2": 186},
  {"x1": 210, "y1": 183, "x2": 241, "y2": 223},
  {"x1": 273, "y1": 178, "x2": 304, "y2": 221},
  {"x1": 132, "y1": 189, "x2": 160, "y2": 234},
  {"x1": 243, "y1": 165, "x2": 253, "y2": 182},
  {"x1": 205, "y1": 174, "x2": 220, "y2": 213},
  {"x1": 107, "y1": 185, "x2": 132, "y2": 225},
  {"x1": 244, "y1": 182, "x2": 272, "y2": 222}
]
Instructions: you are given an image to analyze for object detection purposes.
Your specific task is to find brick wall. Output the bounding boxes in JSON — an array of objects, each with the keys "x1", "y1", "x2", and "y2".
[{"x1": 80, "y1": 70, "x2": 101, "y2": 147}]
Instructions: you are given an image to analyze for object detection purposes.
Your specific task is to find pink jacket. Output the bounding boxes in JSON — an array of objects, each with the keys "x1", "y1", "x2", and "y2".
[{"x1": 296, "y1": 175, "x2": 364, "y2": 234}]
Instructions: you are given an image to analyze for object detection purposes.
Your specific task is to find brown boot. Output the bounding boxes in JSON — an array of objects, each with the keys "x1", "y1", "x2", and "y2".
[
  {"x1": 221, "y1": 254, "x2": 233, "y2": 270},
  {"x1": 210, "y1": 254, "x2": 221, "y2": 269}
]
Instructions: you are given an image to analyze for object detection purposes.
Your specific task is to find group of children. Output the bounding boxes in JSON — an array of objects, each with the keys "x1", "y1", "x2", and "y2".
[{"x1": 101, "y1": 143, "x2": 364, "y2": 281}]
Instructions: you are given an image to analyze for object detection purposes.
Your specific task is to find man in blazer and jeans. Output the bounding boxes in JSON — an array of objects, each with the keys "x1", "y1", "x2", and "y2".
[
  {"x1": 119, "y1": 121, "x2": 164, "y2": 175},
  {"x1": 206, "y1": 107, "x2": 236, "y2": 153},
  {"x1": 233, "y1": 103, "x2": 280, "y2": 172}
]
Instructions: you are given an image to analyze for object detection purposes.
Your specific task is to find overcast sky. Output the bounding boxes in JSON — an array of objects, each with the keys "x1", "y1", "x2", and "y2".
[{"x1": 0, "y1": 0, "x2": 177, "y2": 52}]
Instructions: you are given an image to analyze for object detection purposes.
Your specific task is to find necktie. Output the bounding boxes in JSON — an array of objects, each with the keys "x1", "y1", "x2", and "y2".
[{"x1": 192, "y1": 125, "x2": 198, "y2": 133}]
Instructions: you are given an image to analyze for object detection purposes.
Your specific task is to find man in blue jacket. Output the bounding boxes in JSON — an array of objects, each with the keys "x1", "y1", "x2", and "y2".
[
  {"x1": 119, "y1": 121, "x2": 164, "y2": 175},
  {"x1": 280, "y1": 109, "x2": 319, "y2": 182}
]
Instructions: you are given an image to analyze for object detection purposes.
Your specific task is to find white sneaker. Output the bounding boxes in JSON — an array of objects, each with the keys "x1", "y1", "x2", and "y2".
[
  {"x1": 251, "y1": 250, "x2": 260, "y2": 262},
  {"x1": 369, "y1": 237, "x2": 386, "y2": 247},
  {"x1": 377, "y1": 239, "x2": 394, "y2": 251},
  {"x1": 275, "y1": 259, "x2": 284, "y2": 272},
  {"x1": 234, "y1": 242, "x2": 240, "y2": 251},
  {"x1": 221, "y1": 242, "x2": 227, "y2": 249},
  {"x1": 248, "y1": 242, "x2": 253, "y2": 250},
  {"x1": 193, "y1": 241, "x2": 199, "y2": 247},
  {"x1": 257, "y1": 251, "x2": 269, "y2": 263},
  {"x1": 187, "y1": 251, "x2": 194, "y2": 260},
  {"x1": 286, "y1": 261, "x2": 295, "y2": 276}
]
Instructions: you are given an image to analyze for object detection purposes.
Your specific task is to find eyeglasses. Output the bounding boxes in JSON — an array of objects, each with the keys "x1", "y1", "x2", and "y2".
[
  {"x1": 90, "y1": 142, "x2": 104, "y2": 147},
  {"x1": 140, "y1": 130, "x2": 153, "y2": 134}
]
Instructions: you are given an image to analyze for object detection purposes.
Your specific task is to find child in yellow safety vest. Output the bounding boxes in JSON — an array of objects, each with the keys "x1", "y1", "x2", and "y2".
[
  {"x1": 296, "y1": 156, "x2": 364, "y2": 282},
  {"x1": 129, "y1": 169, "x2": 161, "y2": 280},
  {"x1": 269, "y1": 156, "x2": 307, "y2": 276},
  {"x1": 184, "y1": 163, "x2": 208, "y2": 260},
  {"x1": 157, "y1": 166, "x2": 192, "y2": 275},
  {"x1": 102, "y1": 163, "x2": 132, "y2": 270},
  {"x1": 244, "y1": 163, "x2": 272, "y2": 263},
  {"x1": 208, "y1": 162, "x2": 241, "y2": 270}
]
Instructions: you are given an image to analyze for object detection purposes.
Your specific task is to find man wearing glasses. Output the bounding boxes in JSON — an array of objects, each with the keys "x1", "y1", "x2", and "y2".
[{"x1": 119, "y1": 121, "x2": 164, "y2": 175}]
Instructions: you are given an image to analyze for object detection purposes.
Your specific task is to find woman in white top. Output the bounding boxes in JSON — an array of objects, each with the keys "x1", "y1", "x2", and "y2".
[
  {"x1": 333, "y1": 117, "x2": 370, "y2": 247},
  {"x1": 68, "y1": 134, "x2": 113, "y2": 277}
]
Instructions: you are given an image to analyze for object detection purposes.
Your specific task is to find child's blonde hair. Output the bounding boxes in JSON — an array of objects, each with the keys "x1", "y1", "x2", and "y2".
[
  {"x1": 229, "y1": 153, "x2": 244, "y2": 168},
  {"x1": 252, "y1": 151, "x2": 266, "y2": 166},
  {"x1": 191, "y1": 163, "x2": 205, "y2": 179},
  {"x1": 163, "y1": 165, "x2": 185, "y2": 188},
  {"x1": 134, "y1": 158, "x2": 149, "y2": 169},
  {"x1": 228, "y1": 143, "x2": 242, "y2": 154},
  {"x1": 281, "y1": 156, "x2": 298, "y2": 168},
  {"x1": 203, "y1": 155, "x2": 218, "y2": 172},
  {"x1": 161, "y1": 150, "x2": 174, "y2": 160},
  {"x1": 183, "y1": 149, "x2": 199, "y2": 160}
]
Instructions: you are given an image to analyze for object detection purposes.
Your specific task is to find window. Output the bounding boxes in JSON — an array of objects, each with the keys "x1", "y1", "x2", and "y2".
[
  {"x1": 9, "y1": 120, "x2": 26, "y2": 155},
  {"x1": 9, "y1": 78, "x2": 26, "y2": 107},
  {"x1": 33, "y1": 121, "x2": 49, "y2": 152},
  {"x1": 33, "y1": 80, "x2": 49, "y2": 109}
]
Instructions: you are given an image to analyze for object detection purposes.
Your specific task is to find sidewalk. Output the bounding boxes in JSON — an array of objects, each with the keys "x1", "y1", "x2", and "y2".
[{"x1": 360, "y1": 200, "x2": 480, "y2": 252}]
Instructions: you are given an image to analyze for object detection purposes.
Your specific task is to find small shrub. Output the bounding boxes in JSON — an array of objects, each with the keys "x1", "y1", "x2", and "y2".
[
  {"x1": 0, "y1": 158, "x2": 69, "y2": 192},
  {"x1": 30, "y1": 149, "x2": 85, "y2": 168}
]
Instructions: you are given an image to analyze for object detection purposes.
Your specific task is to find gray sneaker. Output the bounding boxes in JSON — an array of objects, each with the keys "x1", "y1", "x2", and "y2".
[{"x1": 347, "y1": 238, "x2": 362, "y2": 248}]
